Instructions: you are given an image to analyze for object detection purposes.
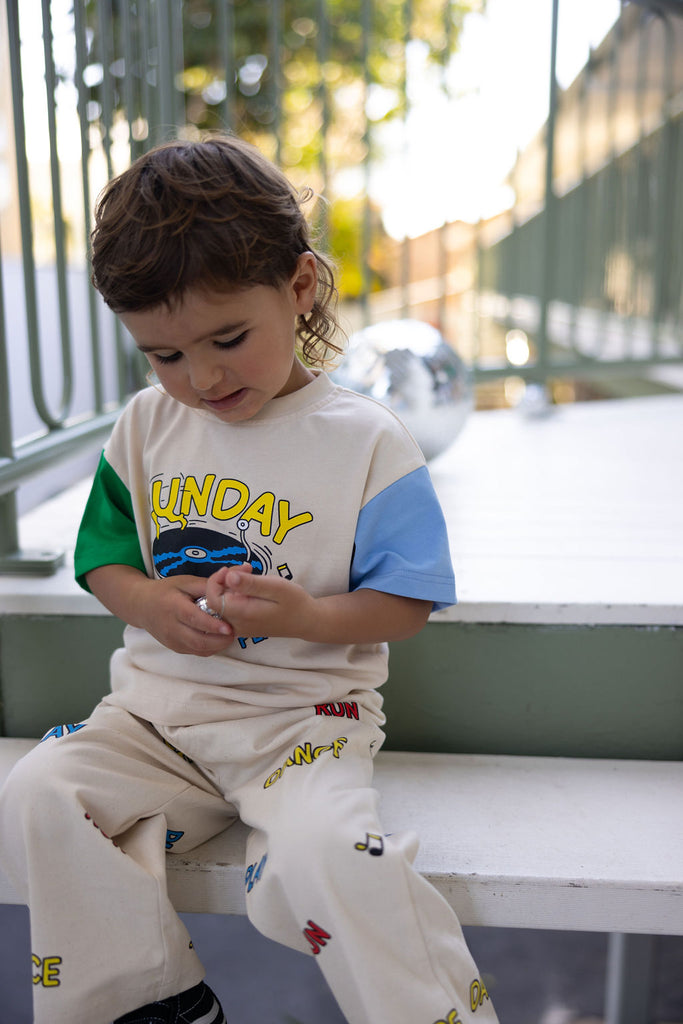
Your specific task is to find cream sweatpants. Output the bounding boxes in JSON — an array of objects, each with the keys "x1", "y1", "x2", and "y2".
[{"x1": 0, "y1": 697, "x2": 498, "y2": 1024}]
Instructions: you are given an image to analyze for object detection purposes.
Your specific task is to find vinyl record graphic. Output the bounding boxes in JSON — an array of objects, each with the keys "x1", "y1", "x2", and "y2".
[{"x1": 153, "y1": 525, "x2": 269, "y2": 578}]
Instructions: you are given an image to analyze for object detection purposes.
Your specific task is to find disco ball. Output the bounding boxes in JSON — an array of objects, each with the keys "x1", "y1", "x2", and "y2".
[{"x1": 333, "y1": 319, "x2": 473, "y2": 460}]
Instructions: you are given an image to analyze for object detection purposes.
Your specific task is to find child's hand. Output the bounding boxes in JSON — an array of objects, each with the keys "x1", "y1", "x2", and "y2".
[
  {"x1": 85, "y1": 564, "x2": 237, "y2": 656},
  {"x1": 134, "y1": 575, "x2": 235, "y2": 656},
  {"x1": 203, "y1": 565, "x2": 431, "y2": 646},
  {"x1": 205, "y1": 564, "x2": 317, "y2": 641}
]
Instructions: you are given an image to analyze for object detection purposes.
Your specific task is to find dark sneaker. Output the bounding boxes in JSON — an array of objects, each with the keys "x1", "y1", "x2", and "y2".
[{"x1": 113, "y1": 981, "x2": 226, "y2": 1023}]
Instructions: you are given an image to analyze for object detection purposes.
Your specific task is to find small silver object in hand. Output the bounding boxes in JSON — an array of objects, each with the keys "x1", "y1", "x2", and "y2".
[{"x1": 195, "y1": 596, "x2": 223, "y2": 619}]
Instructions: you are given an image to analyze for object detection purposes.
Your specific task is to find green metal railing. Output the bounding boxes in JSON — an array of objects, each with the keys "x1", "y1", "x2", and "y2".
[
  {"x1": 1, "y1": 0, "x2": 682, "y2": 573},
  {"x1": 476, "y1": 0, "x2": 683, "y2": 386},
  {"x1": 1, "y1": 0, "x2": 126, "y2": 573}
]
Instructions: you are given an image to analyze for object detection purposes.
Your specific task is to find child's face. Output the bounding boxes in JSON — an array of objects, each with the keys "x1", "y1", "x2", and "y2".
[{"x1": 119, "y1": 253, "x2": 318, "y2": 423}]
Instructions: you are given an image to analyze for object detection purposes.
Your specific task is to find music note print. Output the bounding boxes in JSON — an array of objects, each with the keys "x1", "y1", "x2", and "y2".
[{"x1": 354, "y1": 832, "x2": 384, "y2": 856}]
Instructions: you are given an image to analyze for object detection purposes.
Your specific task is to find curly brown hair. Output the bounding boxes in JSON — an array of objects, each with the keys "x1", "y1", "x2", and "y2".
[{"x1": 90, "y1": 134, "x2": 343, "y2": 367}]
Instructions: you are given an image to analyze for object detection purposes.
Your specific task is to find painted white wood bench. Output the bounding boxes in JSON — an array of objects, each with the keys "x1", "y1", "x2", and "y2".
[{"x1": 1, "y1": 738, "x2": 681, "y2": 936}]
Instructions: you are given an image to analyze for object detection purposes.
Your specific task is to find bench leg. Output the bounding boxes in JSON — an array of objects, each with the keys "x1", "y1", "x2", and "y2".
[{"x1": 604, "y1": 933, "x2": 656, "y2": 1024}]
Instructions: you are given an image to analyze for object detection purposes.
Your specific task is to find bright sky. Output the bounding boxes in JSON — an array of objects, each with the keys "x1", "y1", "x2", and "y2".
[
  {"x1": 16, "y1": 0, "x2": 79, "y2": 164},
  {"x1": 371, "y1": 0, "x2": 622, "y2": 236}
]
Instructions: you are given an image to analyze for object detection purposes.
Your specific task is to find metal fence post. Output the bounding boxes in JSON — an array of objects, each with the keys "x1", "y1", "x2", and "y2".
[
  {"x1": 0, "y1": 226, "x2": 65, "y2": 574},
  {"x1": 536, "y1": 0, "x2": 560, "y2": 390},
  {"x1": 0, "y1": 225, "x2": 20, "y2": 565},
  {"x1": 604, "y1": 933, "x2": 656, "y2": 1024}
]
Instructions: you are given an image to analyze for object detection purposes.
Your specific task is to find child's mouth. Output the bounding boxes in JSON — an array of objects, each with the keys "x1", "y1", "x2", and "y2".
[{"x1": 202, "y1": 388, "x2": 248, "y2": 412}]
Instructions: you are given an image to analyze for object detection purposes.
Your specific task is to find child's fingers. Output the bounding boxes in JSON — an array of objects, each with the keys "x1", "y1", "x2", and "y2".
[
  {"x1": 203, "y1": 577, "x2": 224, "y2": 610},
  {"x1": 224, "y1": 569, "x2": 283, "y2": 600},
  {"x1": 186, "y1": 628, "x2": 235, "y2": 657},
  {"x1": 205, "y1": 563, "x2": 252, "y2": 602},
  {"x1": 210, "y1": 563, "x2": 251, "y2": 584},
  {"x1": 221, "y1": 562, "x2": 253, "y2": 588},
  {"x1": 192, "y1": 596, "x2": 231, "y2": 634},
  {"x1": 178, "y1": 575, "x2": 213, "y2": 600},
  {"x1": 210, "y1": 566, "x2": 231, "y2": 586}
]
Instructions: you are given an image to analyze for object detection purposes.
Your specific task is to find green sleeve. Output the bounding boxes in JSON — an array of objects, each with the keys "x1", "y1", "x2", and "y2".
[{"x1": 74, "y1": 451, "x2": 148, "y2": 592}]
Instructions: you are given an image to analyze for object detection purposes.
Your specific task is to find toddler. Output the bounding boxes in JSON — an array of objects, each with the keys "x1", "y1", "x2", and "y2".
[{"x1": 0, "y1": 135, "x2": 498, "y2": 1024}]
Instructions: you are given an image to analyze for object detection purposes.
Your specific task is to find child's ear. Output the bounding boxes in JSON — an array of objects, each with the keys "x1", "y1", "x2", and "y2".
[{"x1": 291, "y1": 252, "x2": 318, "y2": 314}]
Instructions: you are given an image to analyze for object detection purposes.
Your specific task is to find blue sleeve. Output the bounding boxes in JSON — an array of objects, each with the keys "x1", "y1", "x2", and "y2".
[{"x1": 350, "y1": 465, "x2": 456, "y2": 612}]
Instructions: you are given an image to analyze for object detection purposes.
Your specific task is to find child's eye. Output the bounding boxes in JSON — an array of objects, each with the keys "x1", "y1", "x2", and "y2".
[
  {"x1": 153, "y1": 351, "x2": 182, "y2": 365},
  {"x1": 215, "y1": 330, "x2": 248, "y2": 350}
]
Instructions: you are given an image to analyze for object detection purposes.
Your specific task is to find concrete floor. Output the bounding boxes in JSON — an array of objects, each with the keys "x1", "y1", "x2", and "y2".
[{"x1": 1, "y1": 904, "x2": 682, "y2": 1024}]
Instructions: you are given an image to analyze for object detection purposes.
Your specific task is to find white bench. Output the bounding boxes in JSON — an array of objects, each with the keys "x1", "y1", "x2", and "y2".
[
  {"x1": 1, "y1": 738, "x2": 681, "y2": 934},
  {"x1": 3, "y1": 738, "x2": 681, "y2": 1023}
]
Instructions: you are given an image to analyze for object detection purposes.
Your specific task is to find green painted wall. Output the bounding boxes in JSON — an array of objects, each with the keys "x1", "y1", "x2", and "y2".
[
  {"x1": 0, "y1": 616, "x2": 124, "y2": 738},
  {"x1": 384, "y1": 622, "x2": 683, "y2": 760},
  {"x1": 1, "y1": 616, "x2": 681, "y2": 759}
]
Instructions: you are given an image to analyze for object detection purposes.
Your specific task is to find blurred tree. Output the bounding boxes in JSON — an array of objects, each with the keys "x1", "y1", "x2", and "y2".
[
  {"x1": 179, "y1": 0, "x2": 474, "y2": 137},
  {"x1": 80, "y1": 0, "x2": 480, "y2": 297}
]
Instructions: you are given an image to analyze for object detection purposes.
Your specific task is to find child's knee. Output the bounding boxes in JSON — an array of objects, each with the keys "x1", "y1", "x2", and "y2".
[
  {"x1": 0, "y1": 742, "x2": 75, "y2": 829},
  {"x1": 260, "y1": 807, "x2": 387, "y2": 900},
  {"x1": 1, "y1": 748, "x2": 44, "y2": 807}
]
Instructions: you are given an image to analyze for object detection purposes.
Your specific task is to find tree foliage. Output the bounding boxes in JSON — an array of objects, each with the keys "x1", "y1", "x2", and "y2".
[
  {"x1": 180, "y1": 0, "x2": 473, "y2": 136},
  {"x1": 82, "y1": 0, "x2": 480, "y2": 296}
]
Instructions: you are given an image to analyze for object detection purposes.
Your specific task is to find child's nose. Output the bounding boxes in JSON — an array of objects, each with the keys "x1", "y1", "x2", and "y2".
[{"x1": 190, "y1": 358, "x2": 223, "y2": 392}]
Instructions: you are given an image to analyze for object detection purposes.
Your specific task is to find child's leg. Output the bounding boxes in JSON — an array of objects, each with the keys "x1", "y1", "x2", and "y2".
[
  {"x1": 0, "y1": 701, "x2": 233, "y2": 1024},
  {"x1": 193, "y1": 701, "x2": 499, "y2": 1024}
]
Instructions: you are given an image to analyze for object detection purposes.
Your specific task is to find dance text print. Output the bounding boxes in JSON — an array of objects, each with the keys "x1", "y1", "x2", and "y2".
[{"x1": 264, "y1": 736, "x2": 348, "y2": 789}]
